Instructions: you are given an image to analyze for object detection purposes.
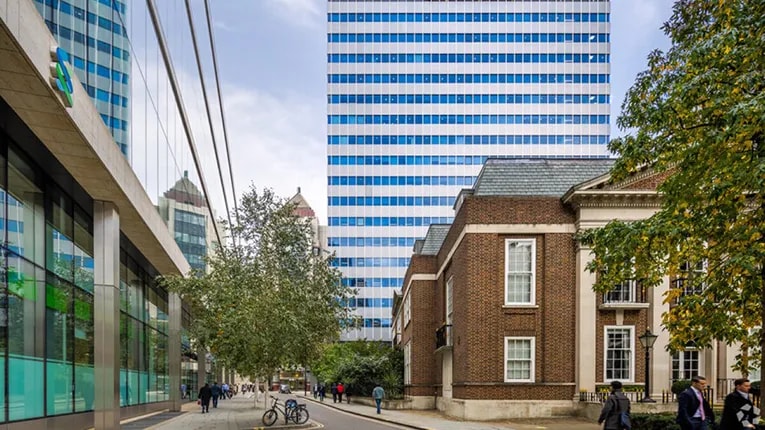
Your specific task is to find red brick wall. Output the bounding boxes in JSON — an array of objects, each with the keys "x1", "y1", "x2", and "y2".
[{"x1": 595, "y1": 310, "x2": 649, "y2": 386}]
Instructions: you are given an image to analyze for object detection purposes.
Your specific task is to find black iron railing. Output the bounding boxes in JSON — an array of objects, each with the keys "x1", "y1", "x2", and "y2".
[
  {"x1": 436, "y1": 324, "x2": 452, "y2": 349},
  {"x1": 580, "y1": 387, "x2": 715, "y2": 405}
]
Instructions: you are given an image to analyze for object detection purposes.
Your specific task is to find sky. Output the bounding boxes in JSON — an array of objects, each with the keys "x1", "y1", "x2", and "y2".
[{"x1": 207, "y1": 1, "x2": 676, "y2": 224}]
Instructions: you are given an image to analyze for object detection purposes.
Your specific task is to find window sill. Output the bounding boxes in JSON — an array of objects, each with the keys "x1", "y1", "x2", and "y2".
[
  {"x1": 599, "y1": 303, "x2": 650, "y2": 310},
  {"x1": 502, "y1": 305, "x2": 539, "y2": 309}
]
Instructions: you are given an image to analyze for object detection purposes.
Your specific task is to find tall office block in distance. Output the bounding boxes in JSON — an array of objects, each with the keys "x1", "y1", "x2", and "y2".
[
  {"x1": 327, "y1": 0, "x2": 611, "y2": 341},
  {"x1": 159, "y1": 171, "x2": 222, "y2": 273}
]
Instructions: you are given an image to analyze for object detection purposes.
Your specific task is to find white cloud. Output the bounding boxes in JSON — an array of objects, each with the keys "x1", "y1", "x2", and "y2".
[
  {"x1": 265, "y1": 0, "x2": 324, "y2": 29},
  {"x1": 213, "y1": 20, "x2": 238, "y2": 33},
  {"x1": 222, "y1": 85, "x2": 328, "y2": 222}
]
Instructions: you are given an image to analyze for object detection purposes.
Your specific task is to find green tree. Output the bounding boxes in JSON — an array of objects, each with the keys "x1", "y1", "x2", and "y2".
[
  {"x1": 578, "y1": 0, "x2": 765, "y2": 385},
  {"x1": 160, "y1": 187, "x2": 354, "y2": 379},
  {"x1": 312, "y1": 341, "x2": 403, "y2": 398}
]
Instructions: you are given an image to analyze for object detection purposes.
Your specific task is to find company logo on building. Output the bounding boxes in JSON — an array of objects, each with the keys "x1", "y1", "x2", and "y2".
[{"x1": 50, "y1": 47, "x2": 74, "y2": 107}]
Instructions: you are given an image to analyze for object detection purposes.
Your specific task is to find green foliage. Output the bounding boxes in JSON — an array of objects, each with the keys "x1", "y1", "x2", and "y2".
[
  {"x1": 671, "y1": 379, "x2": 691, "y2": 395},
  {"x1": 312, "y1": 341, "x2": 404, "y2": 399},
  {"x1": 159, "y1": 187, "x2": 354, "y2": 378},
  {"x1": 596, "y1": 384, "x2": 644, "y2": 393},
  {"x1": 631, "y1": 413, "x2": 682, "y2": 430},
  {"x1": 577, "y1": 0, "x2": 765, "y2": 379}
]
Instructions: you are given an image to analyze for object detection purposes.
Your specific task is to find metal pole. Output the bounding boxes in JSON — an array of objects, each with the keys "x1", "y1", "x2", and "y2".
[{"x1": 642, "y1": 346, "x2": 656, "y2": 402}]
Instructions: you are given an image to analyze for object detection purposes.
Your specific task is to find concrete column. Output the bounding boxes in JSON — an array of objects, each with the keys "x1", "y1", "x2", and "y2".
[
  {"x1": 168, "y1": 293, "x2": 182, "y2": 411},
  {"x1": 197, "y1": 349, "x2": 207, "y2": 391},
  {"x1": 576, "y1": 244, "x2": 598, "y2": 393},
  {"x1": 93, "y1": 201, "x2": 120, "y2": 430}
]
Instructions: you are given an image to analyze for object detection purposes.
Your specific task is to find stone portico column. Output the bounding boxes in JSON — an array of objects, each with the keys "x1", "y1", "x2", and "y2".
[
  {"x1": 93, "y1": 201, "x2": 120, "y2": 430},
  {"x1": 576, "y1": 244, "x2": 598, "y2": 395}
]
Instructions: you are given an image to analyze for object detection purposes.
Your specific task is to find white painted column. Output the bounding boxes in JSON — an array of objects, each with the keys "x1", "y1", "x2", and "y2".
[
  {"x1": 93, "y1": 201, "x2": 120, "y2": 430},
  {"x1": 651, "y1": 276, "x2": 672, "y2": 397},
  {"x1": 576, "y1": 244, "x2": 598, "y2": 394}
]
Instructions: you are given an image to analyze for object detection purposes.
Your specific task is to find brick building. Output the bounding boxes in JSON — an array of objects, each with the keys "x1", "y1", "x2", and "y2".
[{"x1": 392, "y1": 158, "x2": 749, "y2": 420}]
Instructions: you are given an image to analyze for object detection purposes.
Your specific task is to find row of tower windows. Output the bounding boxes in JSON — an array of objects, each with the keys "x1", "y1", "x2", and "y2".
[
  {"x1": 328, "y1": 176, "x2": 474, "y2": 186},
  {"x1": 329, "y1": 237, "x2": 418, "y2": 247},
  {"x1": 329, "y1": 196, "x2": 455, "y2": 207},
  {"x1": 328, "y1": 53, "x2": 609, "y2": 64},
  {"x1": 327, "y1": 12, "x2": 609, "y2": 23},
  {"x1": 327, "y1": 135, "x2": 610, "y2": 145},
  {"x1": 328, "y1": 93, "x2": 609, "y2": 104},
  {"x1": 329, "y1": 217, "x2": 453, "y2": 227},
  {"x1": 329, "y1": 73, "x2": 610, "y2": 84},
  {"x1": 328, "y1": 114, "x2": 609, "y2": 125},
  {"x1": 328, "y1": 32, "x2": 609, "y2": 44}
]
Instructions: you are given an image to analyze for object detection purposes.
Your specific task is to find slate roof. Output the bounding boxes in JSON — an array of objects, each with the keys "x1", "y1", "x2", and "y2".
[
  {"x1": 419, "y1": 224, "x2": 451, "y2": 256},
  {"x1": 473, "y1": 158, "x2": 615, "y2": 197}
]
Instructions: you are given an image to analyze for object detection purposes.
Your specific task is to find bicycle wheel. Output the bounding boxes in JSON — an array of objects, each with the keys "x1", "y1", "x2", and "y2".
[
  {"x1": 262, "y1": 409, "x2": 278, "y2": 426},
  {"x1": 290, "y1": 407, "x2": 309, "y2": 424}
]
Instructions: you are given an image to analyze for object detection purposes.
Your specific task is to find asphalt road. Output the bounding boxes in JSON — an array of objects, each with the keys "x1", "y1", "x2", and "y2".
[{"x1": 306, "y1": 399, "x2": 412, "y2": 430}]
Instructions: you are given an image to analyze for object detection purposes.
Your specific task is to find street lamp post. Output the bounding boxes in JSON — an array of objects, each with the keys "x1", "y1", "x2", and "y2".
[{"x1": 638, "y1": 328, "x2": 659, "y2": 403}]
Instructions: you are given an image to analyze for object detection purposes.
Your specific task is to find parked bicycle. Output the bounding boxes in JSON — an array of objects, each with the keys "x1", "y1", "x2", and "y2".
[{"x1": 262, "y1": 395, "x2": 310, "y2": 426}]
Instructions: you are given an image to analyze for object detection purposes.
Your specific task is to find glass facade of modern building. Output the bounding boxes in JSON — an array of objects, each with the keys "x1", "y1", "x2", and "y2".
[
  {"x1": 0, "y1": 111, "x2": 169, "y2": 421},
  {"x1": 1, "y1": 0, "x2": 235, "y2": 427},
  {"x1": 33, "y1": 0, "x2": 131, "y2": 156},
  {"x1": 327, "y1": 0, "x2": 611, "y2": 341}
]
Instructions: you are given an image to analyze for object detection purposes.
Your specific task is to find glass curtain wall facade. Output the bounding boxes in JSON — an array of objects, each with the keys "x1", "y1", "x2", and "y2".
[
  {"x1": 33, "y1": 0, "x2": 131, "y2": 156},
  {"x1": 0, "y1": 128, "x2": 170, "y2": 422},
  {"x1": 327, "y1": 0, "x2": 611, "y2": 341},
  {"x1": 0, "y1": 0, "x2": 236, "y2": 425}
]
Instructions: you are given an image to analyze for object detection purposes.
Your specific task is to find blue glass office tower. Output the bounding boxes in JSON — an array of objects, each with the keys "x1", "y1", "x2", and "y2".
[
  {"x1": 327, "y1": 0, "x2": 611, "y2": 341},
  {"x1": 33, "y1": 0, "x2": 130, "y2": 156}
]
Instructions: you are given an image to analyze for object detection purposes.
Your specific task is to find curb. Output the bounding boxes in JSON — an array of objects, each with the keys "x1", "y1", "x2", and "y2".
[
  {"x1": 298, "y1": 395, "x2": 431, "y2": 430},
  {"x1": 250, "y1": 420, "x2": 323, "y2": 430}
]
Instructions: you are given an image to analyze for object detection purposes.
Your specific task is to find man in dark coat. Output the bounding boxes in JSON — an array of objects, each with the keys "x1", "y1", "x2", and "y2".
[
  {"x1": 720, "y1": 378, "x2": 759, "y2": 429},
  {"x1": 198, "y1": 383, "x2": 212, "y2": 413},
  {"x1": 211, "y1": 382, "x2": 222, "y2": 408},
  {"x1": 598, "y1": 380, "x2": 631, "y2": 430},
  {"x1": 677, "y1": 375, "x2": 715, "y2": 430}
]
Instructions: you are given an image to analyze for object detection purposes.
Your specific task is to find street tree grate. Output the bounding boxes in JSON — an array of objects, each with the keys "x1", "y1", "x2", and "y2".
[{"x1": 121, "y1": 412, "x2": 186, "y2": 429}]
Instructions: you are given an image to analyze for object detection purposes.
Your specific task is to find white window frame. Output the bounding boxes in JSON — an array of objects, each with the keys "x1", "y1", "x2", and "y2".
[
  {"x1": 679, "y1": 260, "x2": 707, "y2": 296},
  {"x1": 604, "y1": 326, "x2": 635, "y2": 383},
  {"x1": 404, "y1": 341, "x2": 412, "y2": 384},
  {"x1": 445, "y1": 276, "x2": 453, "y2": 325},
  {"x1": 672, "y1": 349, "x2": 700, "y2": 381},
  {"x1": 403, "y1": 293, "x2": 411, "y2": 327},
  {"x1": 504, "y1": 239, "x2": 536, "y2": 306},
  {"x1": 604, "y1": 279, "x2": 637, "y2": 303},
  {"x1": 504, "y1": 336, "x2": 535, "y2": 383}
]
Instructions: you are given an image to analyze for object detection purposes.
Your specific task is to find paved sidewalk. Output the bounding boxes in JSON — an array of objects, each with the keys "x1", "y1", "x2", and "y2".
[
  {"x1": 144, "y1": 394, "x2": 314, "y2": 430},
  {"x1": 297, "y1": 394, "x2": 600, "y2": 430}
]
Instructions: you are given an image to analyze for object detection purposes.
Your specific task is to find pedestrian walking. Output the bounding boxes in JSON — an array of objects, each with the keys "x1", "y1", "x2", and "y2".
[
  {"x1": 720, "y1": 378, "x2": 759, "y2": 429},
  {"x1": 211, "y1": 382, "x2": 222, "y2": 408},
  {"x1": 677, "y1": 375, "x2": 715, "y2": 430},
  {"x1": 319, "y1": 383, "x2": 326, "y2": 402},
  {"x1": 180, "y1": 383, "x2": 187, "y2": 400},
  {"x1": 372, "y1": 384, "x2": 385, "y2": 414},
  {"x1": 197, "y1": 383, "x2": 212, "y2": 413},
  {"x1": 331, "y1": 383, "x2": 338, "y2": 403},
  {"x1": 346, "y1": 383, "x2": 352, "y2": 404},
  {"x1": 597, "y1": 380, "x2": 630, "y2": 430},
  {"x1": 337, "y1": 382, "x2": 345, "y2": 403}
]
